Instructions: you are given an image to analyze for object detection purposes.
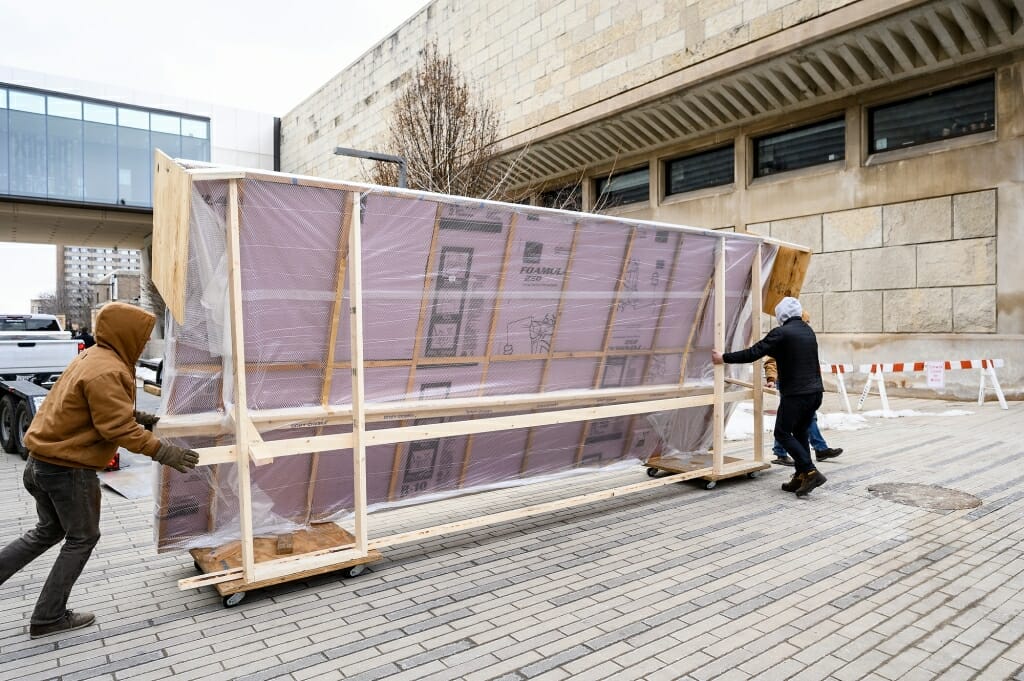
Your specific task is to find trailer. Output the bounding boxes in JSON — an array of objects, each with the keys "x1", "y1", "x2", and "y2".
[{"x1": 0, "y1": 314, "x2": 82, "y2": 458}]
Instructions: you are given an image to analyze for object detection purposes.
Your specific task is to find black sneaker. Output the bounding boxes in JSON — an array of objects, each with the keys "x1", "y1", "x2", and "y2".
[
  {"x1": 816, "y1": 448, "x2": 843, "y2": 461},
  {"x1": 781, "y1": 472, "x2": 804, "y2": 493},
  {"x1": 29, "y1": 610, "x2": 95, "y2": 639},
  {"x1": 795, "y1": 470, "x2": 827, "y2": 497},
  {"x1": 771, "y1": 457, "x2": 795, "y2": 466}
]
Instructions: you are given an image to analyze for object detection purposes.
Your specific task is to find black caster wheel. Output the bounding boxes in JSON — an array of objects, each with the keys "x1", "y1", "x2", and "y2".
[
  {"x1": 340, "y1": 564, "x2": 367, "y2": 578},
  {"x1": 746, "y1": 471, "x2": 758, "y2": 479},
  {"x1": 703, "y1": 480, "x2": 717, "y2": 490},
  {"x1": 223, "y1": 592, "x2": 246, "y2": 608},
  {"x1": 646, "y1": 467, "x2": 658, "y2": 477}
]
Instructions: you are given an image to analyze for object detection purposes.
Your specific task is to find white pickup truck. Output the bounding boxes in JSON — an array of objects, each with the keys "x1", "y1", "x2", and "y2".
[{"x1": 0, "y1": 314, "x2": 83, "y2": 458}]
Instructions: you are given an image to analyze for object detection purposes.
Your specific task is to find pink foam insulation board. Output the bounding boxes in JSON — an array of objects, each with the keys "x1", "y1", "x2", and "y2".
[{"x1": 153, "y1": 176, "x2": 776, "y2": 551}]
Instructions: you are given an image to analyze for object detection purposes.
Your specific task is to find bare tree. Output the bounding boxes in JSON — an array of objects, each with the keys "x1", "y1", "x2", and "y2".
[
  {"x1": 141, "y1": 275, "x2": 167, "y2": 324},
  {"x1": 33, "y1": 291, "x2": 60, "y2": 315},
  {"x1": 369, "y1": 42, "x2": 503, "y2": 199}
]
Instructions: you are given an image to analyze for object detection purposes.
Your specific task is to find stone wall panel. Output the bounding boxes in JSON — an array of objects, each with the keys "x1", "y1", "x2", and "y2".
[
  {"x1": 770, "y1": 215, "x2": 822, "y2": 252},
  {"x1": 917, "y1": 238, "x2": 995, "y2": 287},
  {"x1": 803, "y1": 251, "x2": 851, "y2": 293},
  {"x1": 953, "y1": 190, "x2": 996, "y2": 239},
  {"x1": 822, "y1": 291, "x2": 882, "y2": 333},
  {"x1": 823, "y1": 206, "x2": 882, "y2": 252},
  {"x1": 953, "y1": 285, "x2": 997, "y2": 332},
  {"x1": 851, "y1": 245, "x2": 916, "y2": 290},
  {"x1": 883, "y1": 289, "x2": 952, "y2": 333},
  {"x1": 883, "y1": 197, "x2": 952, "y2": 246}
]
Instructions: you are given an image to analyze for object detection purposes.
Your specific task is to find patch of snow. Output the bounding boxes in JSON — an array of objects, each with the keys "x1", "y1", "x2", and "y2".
[{"x1": 860, "y1": 409, "x2": 973, "y2": 419}]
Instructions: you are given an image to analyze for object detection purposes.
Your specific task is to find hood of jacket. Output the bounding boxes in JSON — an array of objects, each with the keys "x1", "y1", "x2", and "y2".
[
  {"x1": 95, "y1": 302, "x2": 156, "y2": 367},
  {"x1": 774, "y1": 297, "x2": 803, "y2": 326}
]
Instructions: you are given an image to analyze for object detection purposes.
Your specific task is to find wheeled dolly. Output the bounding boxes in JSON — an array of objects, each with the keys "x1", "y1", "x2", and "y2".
[{"x1": 189, "y1": 522, "x2": 381, "y2": 607}]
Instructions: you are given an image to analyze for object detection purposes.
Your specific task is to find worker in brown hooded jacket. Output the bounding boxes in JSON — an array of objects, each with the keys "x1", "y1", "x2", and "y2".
[{"x1": 0, "y1": 302, "x2": 199, "y2": 639}]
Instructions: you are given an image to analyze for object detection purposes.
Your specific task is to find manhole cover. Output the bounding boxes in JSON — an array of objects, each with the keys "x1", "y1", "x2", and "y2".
[{"x1": 867, "y1": 483, "x2": 982, "y2": 510}]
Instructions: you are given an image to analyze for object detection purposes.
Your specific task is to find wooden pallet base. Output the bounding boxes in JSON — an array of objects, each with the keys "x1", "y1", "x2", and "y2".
[
  {"x1": 644, "y1": 454, "x2": 771, "y2": 482},
  {"x1": 190, "y1": 522, "x2": 381, "y2": 597}
]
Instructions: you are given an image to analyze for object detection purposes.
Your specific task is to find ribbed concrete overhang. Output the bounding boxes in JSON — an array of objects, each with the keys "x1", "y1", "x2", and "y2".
[
  {"x1": 493, "y1": 0, "x2": 1024, "y2": 189},
  {"x1": 0, "y1": 198, "x2": 153, "y2": 250}
]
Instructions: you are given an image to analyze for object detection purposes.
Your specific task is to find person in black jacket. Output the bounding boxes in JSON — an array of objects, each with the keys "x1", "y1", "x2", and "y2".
[{"x1": 711, "y1": 297, "x2": 827, "y2": 497}]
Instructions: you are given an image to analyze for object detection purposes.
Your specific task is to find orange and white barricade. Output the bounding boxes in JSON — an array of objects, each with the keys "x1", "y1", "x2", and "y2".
[
  {"x1": 820, "y1": 363, "x2": 855, "y2": 413},
  {"x1": 857, "y1": 359, "x2": 1007, "y2": 412}
]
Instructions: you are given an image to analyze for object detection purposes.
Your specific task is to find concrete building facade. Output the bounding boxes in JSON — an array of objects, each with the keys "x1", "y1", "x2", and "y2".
[{"x1": 282, "y1": 0, "x2": 1024, "y2": 400}]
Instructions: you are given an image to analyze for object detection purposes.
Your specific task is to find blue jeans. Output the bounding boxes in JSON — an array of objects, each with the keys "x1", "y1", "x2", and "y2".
[
  {"x1": 774, "y1": 413, "x2": 827, "y2": 457},
  {"x1": 0, "y1": 458, "x2": 101, "y2": 625}
]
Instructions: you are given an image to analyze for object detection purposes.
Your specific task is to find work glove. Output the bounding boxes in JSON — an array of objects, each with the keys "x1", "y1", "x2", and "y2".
[
  {"x1": 153, "y1": 442, "x2": 200, "y2": 473},
  {"x1": 134, "y1": 410, "x2": 160, "y2": 428}
]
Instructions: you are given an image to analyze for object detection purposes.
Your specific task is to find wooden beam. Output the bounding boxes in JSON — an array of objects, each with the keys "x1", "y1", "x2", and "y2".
[
  {"x1": 180, "y1": 467, "x2": 714, "y2": 590},
  {"x1": 205, "y1": 390, "x2": 755, "y2": 464},
  {"x1": 750, "y1": 244, "x2": 765, "y2": 463},
  {"x1": 347, "y1": 191, "x2": 369, "y2": 554},
  {"x1": 160, "y1": 381, "x2": 714, "y2": 440},
  {"x1": 151, "y1": 150, "x2": 192, "y2": 324},
  {"x1": 365, "y1": 391, "x2": 753, "y2": 449},
  {"x1": 225, "y1": 179, "x2": 257, "y2": 583},
  {"x1": 712, "y1": 240, "x2": 726, "y2": 476}
]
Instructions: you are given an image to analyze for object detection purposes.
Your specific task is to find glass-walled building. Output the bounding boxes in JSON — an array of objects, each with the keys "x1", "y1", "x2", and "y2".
[{"x1": 0, "y1": 84, "x2": 210, "y2": 208}]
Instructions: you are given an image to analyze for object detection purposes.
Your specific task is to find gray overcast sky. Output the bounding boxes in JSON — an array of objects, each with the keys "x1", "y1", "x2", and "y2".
[{"x1": 0, "y1": 0, "x2": 429, "y2": 312}]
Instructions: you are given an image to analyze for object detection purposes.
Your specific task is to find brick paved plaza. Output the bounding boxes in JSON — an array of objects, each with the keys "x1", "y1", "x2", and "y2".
[{"x1": 0, "y1": 392, "x2": 1021, "y2": 681}]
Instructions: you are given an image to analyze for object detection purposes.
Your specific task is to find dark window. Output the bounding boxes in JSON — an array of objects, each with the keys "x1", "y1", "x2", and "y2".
[
  {"x1": 1, "y1": 84, "x2": 210, "y2": 207},
  {"x1": 0, "y1": 316, "x2": 60, "y2": 331},
  {"x1": 665, "y1": 144, "x2": 734, "y2": 196},
  {"x1": 9, "y1": 91, "x2": 47, "y2": 197},
  {"x1": 539, "y1": 184, "x2": 582, "y2": 211},
  {"x1": 868, "y1": 78, "x2": 995, "y2": 154},
  {"x1": 753, "y1": 117, "x2": 845, "y2": 178},
  {"x1": 0, "y1": 89, "x2": 7, "y2": 194},
  {"x1": 594, "y1": 166, "x2": 649, "y2": 208}
]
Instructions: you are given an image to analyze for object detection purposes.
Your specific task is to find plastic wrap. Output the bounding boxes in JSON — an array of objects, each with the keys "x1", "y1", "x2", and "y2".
[{"x1": 154, "y1": 175, "x2": 779, "y2": 551}]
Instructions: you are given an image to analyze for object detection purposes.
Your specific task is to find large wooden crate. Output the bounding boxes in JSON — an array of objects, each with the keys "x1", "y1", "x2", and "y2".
[{"x1": 150, "y1": 151, "x2": 810, "y2": 590}]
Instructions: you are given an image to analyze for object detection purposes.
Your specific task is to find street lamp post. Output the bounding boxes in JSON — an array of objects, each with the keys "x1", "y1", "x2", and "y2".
[{"x1": 333, "y1": 147, "x2": 407, "y2": 188}]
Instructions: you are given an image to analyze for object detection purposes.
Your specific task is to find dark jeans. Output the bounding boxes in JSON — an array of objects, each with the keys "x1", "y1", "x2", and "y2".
[
  {"x1": 0, "y1": 458, "x2": 101, "y2": 625},
  {"x1": 774, "y1": 392, "x2": 823, "y2": 474}
]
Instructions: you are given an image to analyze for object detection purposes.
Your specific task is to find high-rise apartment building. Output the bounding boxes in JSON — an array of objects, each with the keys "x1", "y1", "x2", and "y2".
[{"x1": 56, "y1": 245, "x2": 141, "y2": 326}]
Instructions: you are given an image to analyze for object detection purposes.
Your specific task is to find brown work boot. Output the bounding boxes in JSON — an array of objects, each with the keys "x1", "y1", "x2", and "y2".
[
  {"x1": 795, "y1": 470, "x2": 827, "y2": 497},
  {"x1": 29, "y1": 610, "x2": 95, "y2": 639},
  {"x1": 781, "y1": 472, "x2": 805, "y2": 492}
]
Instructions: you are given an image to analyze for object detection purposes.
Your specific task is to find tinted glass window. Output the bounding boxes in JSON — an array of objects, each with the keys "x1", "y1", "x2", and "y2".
[
  {"x1": 594, "y1": 167, "x2": 649, "y2": 209},
  {"x1": 0, "y1": 103, "x2": 7, "y2": 195},
  {"x1": 0, "y1": 317, "x2": 60, "y2": 331},
  {"x1": 753, "y1": 117, "x2": 845, "y2": 178},
  {"x1": 9, "y1": 107, "x2": 46, "y2": 197},
  {"x1": 118, "y1": 126, "x2": 150, "y2": 206},
  {"x1": 47, "y1": 114, "x2": 84, "y2": 200},
  {"x1": 869, "y1": 78, "x2": 995, "y2": 153},
  {"x1": 1, "y1": 86, "x2": 210, "y2": 206},
  {"x1": 665, "y1": 145, "x2": 734, "y2": 195},
  {"x1": 84, "y1": 120, "x2": 117, "y2": 203}
]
